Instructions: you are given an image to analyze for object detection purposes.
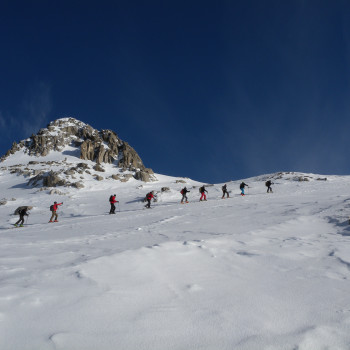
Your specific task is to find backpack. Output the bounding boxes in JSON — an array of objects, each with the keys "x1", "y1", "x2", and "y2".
[
  {"x1": 180, "y1": 189, "x2": 184, "y2": 195},
  {"x1": 109, "y1": 195, "x2": 113, "y2": 203},
  {"x1": 265, "y1": 181, "x2": 270, "y2": 187},
  {"x1": 50, "y1": 205, "x2": 54, "y2": 212}
]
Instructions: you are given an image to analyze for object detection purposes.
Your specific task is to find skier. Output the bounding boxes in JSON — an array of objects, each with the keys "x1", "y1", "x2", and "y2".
[
  {"x1": 239, "y1": 182, "x2": 248, "y2": 196},
  {"x1": 14, "y1": 207, "x2": 29, "y2": 227},
  {"x1": 265, "y1": 180, "x2": 273, "y2": 193},
  {"x1": 145, "y1": 191, "x2": 155, "y2": 209},
  {"x1": 222, "y1": 184, "x2": 229, "y2": 199},
  {"x1": 180, "y1": 187, "x2": 190, "y2": 203},
  {"x1": 199, "y1": 185, "x2": 208, "y2": 201},
  {"x1": 109, "y1": 194, "x2": 119, "y2": 214},
  {"x1": 49, "y1": 201, "x2": 63, "y2": 222}
]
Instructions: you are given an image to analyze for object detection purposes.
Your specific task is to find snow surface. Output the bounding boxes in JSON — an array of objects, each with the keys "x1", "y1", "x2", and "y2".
[{"x1": 1, "y1": 166, "x2": 350, "y2": 349}]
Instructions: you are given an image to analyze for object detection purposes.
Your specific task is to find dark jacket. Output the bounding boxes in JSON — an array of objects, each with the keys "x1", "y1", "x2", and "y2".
[
  {"x1": 181, "y1": 187, "x2": 190, "y2": 195},
  {"x1": 200, "y1": 186, "x2": 207, "y2": 193}
]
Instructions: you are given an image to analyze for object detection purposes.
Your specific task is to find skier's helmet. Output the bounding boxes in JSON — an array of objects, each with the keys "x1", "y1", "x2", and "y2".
[{"x1": 54, "y1": 201, "x2": 57, "y2": 204}]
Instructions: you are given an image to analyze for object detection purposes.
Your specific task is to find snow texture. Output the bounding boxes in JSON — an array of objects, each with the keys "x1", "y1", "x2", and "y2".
[{"x1": 1, "y1": 166, "x2": 350, "y2": 349}]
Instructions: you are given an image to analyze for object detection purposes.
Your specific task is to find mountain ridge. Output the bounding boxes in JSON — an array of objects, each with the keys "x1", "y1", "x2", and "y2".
[{"x1": 0, "y1": 117, "x2": 157, "y2": 188}]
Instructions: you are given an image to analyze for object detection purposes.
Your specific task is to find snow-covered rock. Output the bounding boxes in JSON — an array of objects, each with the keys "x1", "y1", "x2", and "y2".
[{"x1": 0, "y1": 117, "x2": 157, "y2": 187}]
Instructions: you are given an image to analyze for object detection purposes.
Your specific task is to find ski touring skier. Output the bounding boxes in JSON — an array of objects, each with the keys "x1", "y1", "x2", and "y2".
[
  {"x1": 240, "y1": 182, "x2": 248, "y2": 196},
  {"x1": 109, "y1": 194, "x2": 119, "y2": 214},
  {"x1": 14, "y1": 207, "x2": 30, "y2": 227},
  {"x1": 222, "y1": 184, "x2": 229, "y2": 199},
  {"x1": 49, "y1": 201, "x2": 63, "y2": 222},
  {"x1": 265, "y1": 180, "x2": 273, "y2": 193},
  {"x1": 145, "y1": 191, "x2": 155, "y2": 209},
  {"x1": 199, "y1": 185, "x2": 208, "y2": 201},
  {"x1": 180, "y1": 187, "x2": 190, "y2": 203}
]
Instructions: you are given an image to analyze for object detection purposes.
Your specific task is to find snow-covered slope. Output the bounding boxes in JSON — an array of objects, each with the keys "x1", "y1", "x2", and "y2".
[{"x1": 1, "y1": 170, "x2": 350, "y2": 350}]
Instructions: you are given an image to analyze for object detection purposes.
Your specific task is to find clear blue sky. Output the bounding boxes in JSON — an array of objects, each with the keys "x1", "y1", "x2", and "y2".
[{"x1": 1, "y1": 0, "x2": 350, "y2": 183}]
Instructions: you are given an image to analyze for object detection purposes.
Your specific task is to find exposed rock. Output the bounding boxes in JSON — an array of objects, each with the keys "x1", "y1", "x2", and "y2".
[
  {"x1": 50, "y1": 189, "x2": 65, "y2": 195},
  {"x1": 112, "y1": 174, "x2": 121, "y2": 180},
  {"x1": 175, "y1": 179, "x2": 186, "y2": 183},
  {"x1": 64, "y1": 168, "x2": 76, "y2": 176},
  {"x1": 1, "y1": 117, "x2": 156, "y2": 183},
  {"x1": 0, "y1": 200, "x2": 7, "y2": 206},
  {"x1": 161, "y1": 187, "x2": 170, "y2": 192},
  {"x1": 134, "y1": 170, "x2": 156, "y2": 182},
  {"x1": 36, "y1": 187, "x2": 49, "y2": 192},
  {"x1": 317, "y1": 178, "x2": 327, "y2": 181},
  {"x1": 93, "y1": 164, "x2": 105, "y2": 172},
  {"x1": 118, "y1": 142, "x2": 145, "y2": 170},
  {"x1": 95, "y1": 175, "x2": 104, "y2": 181},
  {"x1": 120, "y1": 174, "x2": 133, "y2": 182},
  {"x1": 43, "y1": 172, "x2": 67, "y2": 187},
  {"x1": 28, "y1": 173, "x2": 44, "y2": 187},
  {"x1": 72, "y1": 181, "x2": 85, "y2": 188},
  {"x1": 33, "y1": 170, "x2": 44, "y2": 176},
  {"x1": 76, "y1": 163, "x2": 90, "y2": 169},
  {"x1": 297, "y1": 177, "x2": 309, "y2": 182}
]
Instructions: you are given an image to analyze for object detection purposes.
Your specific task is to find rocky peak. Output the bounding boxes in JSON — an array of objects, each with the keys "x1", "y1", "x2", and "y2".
[{"x1": 1, "y1": 117, "x2": 156, "y2": 186}]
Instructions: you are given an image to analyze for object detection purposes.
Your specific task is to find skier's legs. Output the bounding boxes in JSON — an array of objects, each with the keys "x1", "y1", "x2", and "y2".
[
  {"x1": 15, "y1": 214, "x2": 24, "y2": 225},
  {"x1": 50, "y1": 212, "x2": 55, "y2": 222},
  {"x1": 200, "y1": 193, "x2": 205, "y2": 201},
  {"x1": 146, "y1": 199, "x2": 151, "y2": 208},
  {"x1": 241, "y1": 188, "x2": 245, "y2": 196}
]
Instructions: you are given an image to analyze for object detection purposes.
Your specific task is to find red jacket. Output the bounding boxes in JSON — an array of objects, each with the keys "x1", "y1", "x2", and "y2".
[
  {"x1": 53, "y1": 203, "x2": 63, "y2": 211},
  {"x1": 147, "y1": 193, "x2": 154, "y2": 200},
  {"x1": 110, "y1": 196, "x2": 117, "y2": 204}
]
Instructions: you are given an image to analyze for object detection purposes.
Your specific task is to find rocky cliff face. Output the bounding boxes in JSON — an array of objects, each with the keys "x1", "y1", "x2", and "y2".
[{"x1": 0, "y1": 118, "x2": 156, "y2": 187}]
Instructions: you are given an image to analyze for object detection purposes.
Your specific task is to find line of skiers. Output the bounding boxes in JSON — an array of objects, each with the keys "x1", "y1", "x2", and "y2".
[{"x1": 13, "y1": 181, "x2": 275, "y2": 226}]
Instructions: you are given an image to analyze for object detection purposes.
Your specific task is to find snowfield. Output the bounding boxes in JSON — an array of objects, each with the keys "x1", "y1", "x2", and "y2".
[{"x1": 1, "y1": 162, "x2": 350, "y2": 349}]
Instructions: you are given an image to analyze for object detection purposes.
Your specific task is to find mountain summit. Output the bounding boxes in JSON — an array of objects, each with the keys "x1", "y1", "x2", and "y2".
[{"x1": 0, "y1": 117, "x2": 156, "y2": 189}]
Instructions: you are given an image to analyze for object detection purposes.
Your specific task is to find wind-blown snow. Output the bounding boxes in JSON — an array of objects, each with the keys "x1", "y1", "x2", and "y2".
[{"x1": 1, "y1": 169, "x2": 350, "y2": 349}]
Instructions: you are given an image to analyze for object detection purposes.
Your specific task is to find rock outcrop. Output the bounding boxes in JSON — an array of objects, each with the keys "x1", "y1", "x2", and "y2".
[{"x1": 1, "y1": 117, "x2": 156, "y2": 186}]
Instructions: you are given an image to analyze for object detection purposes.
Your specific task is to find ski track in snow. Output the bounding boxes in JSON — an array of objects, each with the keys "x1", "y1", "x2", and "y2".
[{"x1": 1, "y1": 169, "x2": 350, "y2": 349}]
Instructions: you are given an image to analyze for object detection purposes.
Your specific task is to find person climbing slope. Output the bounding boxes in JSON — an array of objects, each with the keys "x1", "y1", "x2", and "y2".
[
  {"x1": 49, "y1": 201, "x2": 63, "y2": 222},
  {"x1": 239, "y1": 182, "x2": 248, "y2": 196},
  {"x1": 145, "y1": 191, "x2": 155, "y2": 209},
  {"x1": 180, "y1": 187, "x2": 190, "y2": 203},
  {"x1": 265, "y1": 180, "x2": 273, "y2": 193},
  {"x1": 14, "y1": 207, "x2": 29, "y2": 227},
  {"x1": 222, "y1": 184, "x2": 229, "y2": 199},
  {"x1": 109, "y1": 194, "x2": 119, "y2": 214},
  {"x1": 199, "y1": 185, "x2": 208, "y2": 201}
]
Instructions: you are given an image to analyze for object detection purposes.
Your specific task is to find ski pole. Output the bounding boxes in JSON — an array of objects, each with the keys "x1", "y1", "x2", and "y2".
[{"x1": 118, "y1": 202, "x2": 121, "y2": 212}]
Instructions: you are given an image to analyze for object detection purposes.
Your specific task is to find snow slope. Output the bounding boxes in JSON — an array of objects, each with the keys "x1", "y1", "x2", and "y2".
[{"x1": 1, "y1": 168, "x2": 350, "y2": 350}]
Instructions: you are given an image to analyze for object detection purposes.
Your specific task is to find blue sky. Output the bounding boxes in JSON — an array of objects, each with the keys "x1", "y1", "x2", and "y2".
[{"x1": 1, "y1": 1, "x2": 350, "y2": 183}]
